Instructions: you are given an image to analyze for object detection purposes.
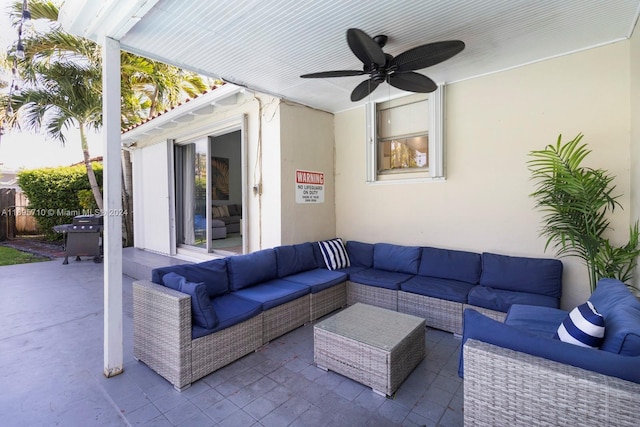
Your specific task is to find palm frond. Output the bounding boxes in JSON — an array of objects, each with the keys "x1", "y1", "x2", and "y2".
[{"x1": 528, "y1": 133, "x2": 639, "y2": 292}]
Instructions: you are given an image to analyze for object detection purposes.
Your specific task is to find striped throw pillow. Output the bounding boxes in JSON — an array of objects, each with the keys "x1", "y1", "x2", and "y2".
[
  {"x1": 555, "y1": 301, "x2": 605, "y2": 348},
  {"x1": 318, "y1": 238, "x2": 350, "y2": 271}
]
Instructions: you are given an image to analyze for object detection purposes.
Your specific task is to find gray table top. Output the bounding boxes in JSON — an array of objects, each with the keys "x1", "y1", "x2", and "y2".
[{"x1": 314, "y1": 303, "x2": 425, "y2": 351}]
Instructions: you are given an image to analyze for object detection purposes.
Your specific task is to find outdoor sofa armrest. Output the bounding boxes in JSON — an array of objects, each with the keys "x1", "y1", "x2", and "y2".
[
  {"x1": 463, "y1": 339, "x2": 640, "y2": 427},
  {"x1": 133, "y1": 280, "x2": 193, "y2": 390}
]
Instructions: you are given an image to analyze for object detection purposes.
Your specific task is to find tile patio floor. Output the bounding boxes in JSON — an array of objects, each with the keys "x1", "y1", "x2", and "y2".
[{"x1": 0, "y1": 256, "x2": 464, "y2": 426}]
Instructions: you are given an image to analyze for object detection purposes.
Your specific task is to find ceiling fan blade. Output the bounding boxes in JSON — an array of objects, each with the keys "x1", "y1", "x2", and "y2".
[
  {"x1": 347, "y1": 28, "x2": 386, "y2": 67},
  {"x1": 300, "y1": 70, "x2": 366, "y2": 78},
  {"x1": 388, "y1": 72, "x2": 437, "y2": 93},
  {"x1": 351, "y1": 79, "x2": 380, "y2": 102},
  {"x1": 391, "y1": 40, "x2": 465, "y2": 72}
]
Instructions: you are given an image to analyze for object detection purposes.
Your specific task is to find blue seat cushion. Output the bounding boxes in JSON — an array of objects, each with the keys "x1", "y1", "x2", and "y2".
[
  {"x1": 192, "y1": 294, "x2": 262, "y2": 339},
  {"x1": 346, "y1": 241, "x2": 374, "y2": 268},
  {"x1": 232, "y1": 279, "x2": 309, "y2": 310},
  {"x1": 401, "y1": 276, "x2": 474, "y2": 303},
  {"x1": 227, "y1": 249, "x2": 277, "y2": 291},
  {"x1": 336, "y1": 265, "x2": 368, "y2": 276},
  {"x1": 505, "y1": 304, "x2": 568, "y2": 338},
  {"x1": 348, "y1": 268, "x2": 414, "y2": 290},
  {"x1": 274, "y1": 243, "x2": 317, "y2": 278},
  {"x1": 587, "y1": 279, "x2": 640, "y2": 355},
  {"x1": 419, "y1": 247, "x2": 481, "y2": 284},
  {"x1": 458, "y1": 309, "x2": 640, "y2": 383},
  {"x1": 480, "y1": 252, "x2": 563, "y2": 298},
  {"x1": 152, "y1": 258, "x2": 229, "y2": 298},
  {"x1": 282, "y1": 268, "x2": 347, "y2": 293},
  {"x1": 467, "y1": 285, "x2": 559, "y2": 313}
]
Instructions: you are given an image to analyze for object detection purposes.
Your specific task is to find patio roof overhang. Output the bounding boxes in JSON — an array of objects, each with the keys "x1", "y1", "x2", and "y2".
[
  {"x1": 56, "y1": 0, "x2": 640, "y2": 380},
  {"x1": 59, "y1": 0, "x2": 640, "y2": 115}
]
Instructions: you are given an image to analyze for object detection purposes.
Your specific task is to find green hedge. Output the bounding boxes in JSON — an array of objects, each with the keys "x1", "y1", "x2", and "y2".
[{"x1": 17, "y1": 164, "x2": 103, "y2": 239}]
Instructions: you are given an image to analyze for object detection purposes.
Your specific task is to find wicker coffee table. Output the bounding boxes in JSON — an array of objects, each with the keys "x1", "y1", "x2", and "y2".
[{"x1": 314, "y1": 303, "x2": 425, "y2": 396}]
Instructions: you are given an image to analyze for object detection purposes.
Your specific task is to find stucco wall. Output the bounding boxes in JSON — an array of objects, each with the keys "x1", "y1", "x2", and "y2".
[
  {"x1": 630, "y1": 21, "x2": 640, "y2": 290},
  {"x1": 131, "y1": 92, "x2": 283, "y2": 254},
  {"x1": 335, "y1": 40, "x2": 632, "y2": 309},
  {"x1": 130, "y1": 91, "x2": 336, "y2": 255},
  {"x1": 279, "y1": 102, "x2": 336, "y2": 244}
]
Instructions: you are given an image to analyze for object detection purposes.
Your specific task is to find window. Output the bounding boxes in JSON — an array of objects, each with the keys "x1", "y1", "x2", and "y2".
[{"x1": 366, "y1": 87, "x2": 444, "y2": 182}]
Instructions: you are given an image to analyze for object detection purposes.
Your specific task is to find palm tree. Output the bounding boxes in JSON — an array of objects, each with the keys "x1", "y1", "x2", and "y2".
[
  {"x1": 2, "y1": 0, "x2": 209, "y2": 241},
  {"x1": 10, "y1": 60, "x2": 105, "y2": 208}
]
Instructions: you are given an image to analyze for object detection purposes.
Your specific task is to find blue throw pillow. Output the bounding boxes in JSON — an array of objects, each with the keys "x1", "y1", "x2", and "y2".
[
  {"x1": 161, "y1": 272, "x2": 218, "y2": 330},
  {"x1": 318, "y1": 238, "x2": 350, "y2": 270},
  {"x1": 554, "y1": 301, "x2": 605, "y2": 348},
  {"x1": 161, "y1": 272, "x2": 184, "y2": 291}
]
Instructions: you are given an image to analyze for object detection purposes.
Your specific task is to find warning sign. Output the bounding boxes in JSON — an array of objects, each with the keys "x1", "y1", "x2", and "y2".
[{"x1": 295, "y1": 170, "x2": 324, "y2": 204}]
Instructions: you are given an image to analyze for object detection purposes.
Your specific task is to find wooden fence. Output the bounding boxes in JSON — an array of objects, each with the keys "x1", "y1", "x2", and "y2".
[
  {"x1": 0, "y1": 189, "x2": 16, "y2": 241},
  {"x1": 0, "y1": 189, "x2": 39, "y2": 240},
  {"x1": 14, "y1": 192, "x2": 39, "y2": 234}
]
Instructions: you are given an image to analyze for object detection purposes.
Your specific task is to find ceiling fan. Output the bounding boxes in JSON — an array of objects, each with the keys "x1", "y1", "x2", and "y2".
[{"x1": 300, "y1": 28, "x2": 465, "y2": 102}]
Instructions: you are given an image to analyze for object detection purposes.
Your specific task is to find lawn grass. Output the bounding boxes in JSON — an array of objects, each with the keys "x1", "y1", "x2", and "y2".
[{"x1": 0, "y1": 246, "x2": 50, "y2": 266}]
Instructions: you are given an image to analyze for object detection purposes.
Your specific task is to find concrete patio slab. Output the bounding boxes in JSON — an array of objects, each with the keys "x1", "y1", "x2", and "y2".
[{"x1": 0, "y1": 257, "x2": 463, "y2": 426}]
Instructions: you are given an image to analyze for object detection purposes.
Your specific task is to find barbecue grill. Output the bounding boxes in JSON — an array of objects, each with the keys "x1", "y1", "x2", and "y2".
[{"x1": 53, "y1": 215, "x2": 103, "y2": 265}]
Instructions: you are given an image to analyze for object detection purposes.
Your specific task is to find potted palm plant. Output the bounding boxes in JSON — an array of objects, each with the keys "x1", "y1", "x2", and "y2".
[{"x1": 528, "y1": 133, "x2": 640, "y2": 293}]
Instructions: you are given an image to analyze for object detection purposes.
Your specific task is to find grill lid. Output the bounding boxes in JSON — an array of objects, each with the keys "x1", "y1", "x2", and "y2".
[{"x1": 72, "y1": 215, "x2": 104, "y2": 226}]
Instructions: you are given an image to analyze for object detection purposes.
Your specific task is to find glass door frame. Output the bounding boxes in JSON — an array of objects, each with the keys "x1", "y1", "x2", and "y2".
[
  {"x1": 174, "y1": 137, "x2": 211, "y2": 252},
  {"x1": 169, "y1": 114, "x2": 248, "y2": 256}
]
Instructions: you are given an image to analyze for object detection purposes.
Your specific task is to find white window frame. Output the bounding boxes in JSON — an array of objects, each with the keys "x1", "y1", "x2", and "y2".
[{"x1": 366, "y1": 85, "x2": 445, "y2": 183}]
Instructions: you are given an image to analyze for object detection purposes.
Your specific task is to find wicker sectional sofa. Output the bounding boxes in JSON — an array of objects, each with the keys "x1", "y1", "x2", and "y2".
[
  {"x1": 134, "y1": 242, "x2": 347, "y2": 390},
  {"x1": 460, "y1": 278, "x2": 640, "y2": 426},
  {"x1": 344, "y1": 241, "x2": 563, "y2": 335},
  {"x1": 133, "y1": 239, "x2": 563, "y2": 391}
]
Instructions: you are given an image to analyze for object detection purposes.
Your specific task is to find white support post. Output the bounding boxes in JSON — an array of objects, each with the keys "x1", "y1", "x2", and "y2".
[{"x1": 102, "y1": 36, "x2": 124, "y2": 378}]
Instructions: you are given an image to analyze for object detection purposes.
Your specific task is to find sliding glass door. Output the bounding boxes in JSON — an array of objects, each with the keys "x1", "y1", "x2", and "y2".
[
  {"x1": 175, "y1": 138, "x2": 208, "y2": 249},
  {"x1": 173, "y1": 128, "x2": 244, "y2": 254}
]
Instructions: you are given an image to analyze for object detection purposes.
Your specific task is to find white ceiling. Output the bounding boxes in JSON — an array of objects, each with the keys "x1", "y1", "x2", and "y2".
[{"x1": 60, "y1": 0, "x2": 640, "y2": 114}]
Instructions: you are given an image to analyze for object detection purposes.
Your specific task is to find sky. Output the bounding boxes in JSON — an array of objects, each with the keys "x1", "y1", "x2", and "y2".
[{"x1": 0, "y1": 0, "x2": 103, "y2": 171}]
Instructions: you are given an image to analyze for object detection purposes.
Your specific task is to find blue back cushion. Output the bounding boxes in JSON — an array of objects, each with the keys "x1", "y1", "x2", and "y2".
[
  {"x1": 590, "y1": 278, "x2": 640, "y2": 355},
  {"x1": 152, "y1": 259, "x2": 229, "y2": 298},
  {"x1": 373, "y1": 243, "x2": 421, "y2": 274},
  {"x1": 480, "y1": 252, "x2": 562, "y2": 298},
  {"x1": 346, "y1": 241, "x2": 374, "y2": 268},
  {"x1": 227, "y1": 248, "x2": 277, "y2": 291},
  {"x1": 275, "y1": 243, "x2": 317, "y2": 278},
  {"x1": 419, "y1": 247, "x2": 481, "y2": 284}
]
